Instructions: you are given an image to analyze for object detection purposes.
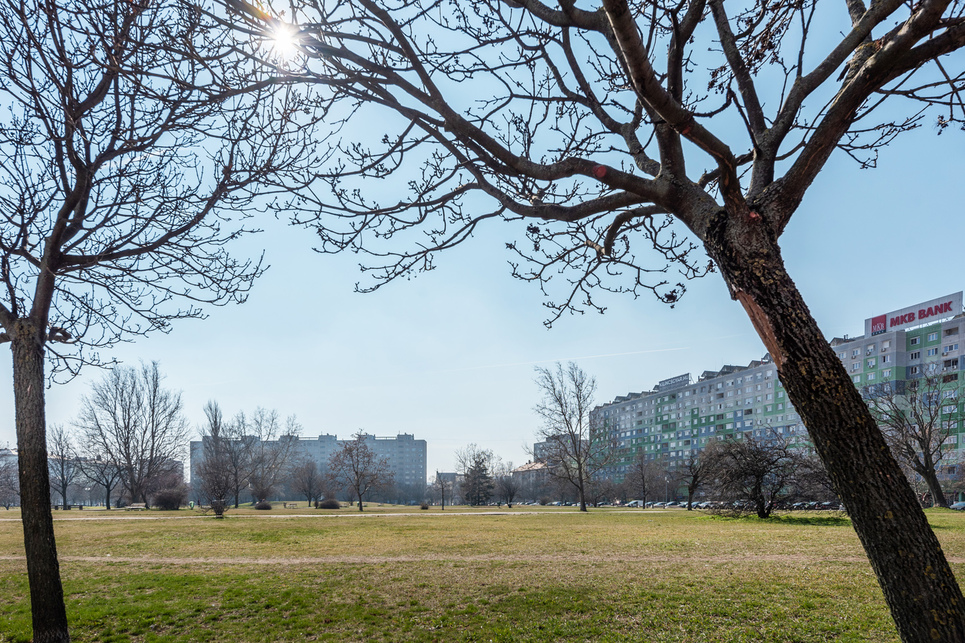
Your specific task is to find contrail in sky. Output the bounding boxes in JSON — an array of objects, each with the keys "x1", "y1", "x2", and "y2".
[
  {"x1": 438, "y1": 347, "x2": 687, "y2": 373},
  {"x1": 436, "y1": 332, "x2": 752, "y2": 373}
]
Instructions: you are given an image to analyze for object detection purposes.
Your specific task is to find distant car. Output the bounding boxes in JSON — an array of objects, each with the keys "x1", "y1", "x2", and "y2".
[
  {"x1": 950, "y1": 502, "x2": 965, "y2": 511},
  {"x1": 627, "y1": 500, "x2": 643, "y2": 508}
]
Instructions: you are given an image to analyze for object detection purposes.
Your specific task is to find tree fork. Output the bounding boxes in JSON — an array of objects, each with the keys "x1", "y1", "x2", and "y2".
[
  {"x1": 12, "y1": 322, "x2": 70, "y2": 643},
  {"x1": 705, "y1": 213, "x2": 965, "y2": 642}
]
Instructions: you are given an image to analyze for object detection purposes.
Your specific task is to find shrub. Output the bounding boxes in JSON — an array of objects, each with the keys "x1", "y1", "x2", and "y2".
[
  {"x1": 317, "y1": 498, "x2": 341, "y2": 509},
  {"x1": 254, "y1": 501, "x2": 273, "y2": 510},
  {"x1": 210, "y1": 499, "x2": 227, "y2": 518},
  {"x1": 152, "y1": 486, "x2": 188, "y2": 510},
  {"x1": 420, "y1": 502, "x2": 429, "y2": 510}
]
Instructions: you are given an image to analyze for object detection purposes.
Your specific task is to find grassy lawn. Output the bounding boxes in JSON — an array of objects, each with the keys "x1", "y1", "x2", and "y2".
[{"x1": 2, "y1": 506, "x2": 963, "y2": 641}]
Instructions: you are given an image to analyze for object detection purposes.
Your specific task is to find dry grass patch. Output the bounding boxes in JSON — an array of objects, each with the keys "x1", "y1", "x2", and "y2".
[{"x1": 2, "y1": 508, "x2": 964, "y2": 641}]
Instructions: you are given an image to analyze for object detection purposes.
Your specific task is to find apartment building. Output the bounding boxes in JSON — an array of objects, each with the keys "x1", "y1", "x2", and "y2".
[
  {"x1": 190, "y1": 432, "x2": 427, "y2": 493},
  {"x1": 593, "y1": 291, "x2": 965, "y2": 480}
]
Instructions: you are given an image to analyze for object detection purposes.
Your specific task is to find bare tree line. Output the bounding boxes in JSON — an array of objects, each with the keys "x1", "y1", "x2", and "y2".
[
  {"x1": 3, "y1": 0, "x2": 965, "y2": 634},
  {"x1": 36, "y1": 363, "x2": 191, "y2": 510},
  {"x1": 193, "y1": 401, "x2": 303, "y2": 512},
  {"x1": 194, "y1": 424, "x2": 417, "y2": 515},
  {"x1": 213, "y1": 0, "x2": 965, "y2": 636}
]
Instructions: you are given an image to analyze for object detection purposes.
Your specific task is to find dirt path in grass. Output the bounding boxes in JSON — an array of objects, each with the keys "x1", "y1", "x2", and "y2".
[
  {"x1": 3, "y1": 552, "x2": 964, "y2": 565},
  {"x1": 0, "y1": 552, "x2": 891, "y2": 565}
]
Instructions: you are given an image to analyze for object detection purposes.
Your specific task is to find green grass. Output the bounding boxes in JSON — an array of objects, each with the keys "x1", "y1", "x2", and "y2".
[{"x1": 2, "y1": 507, "x2": 963, "y2": 641}]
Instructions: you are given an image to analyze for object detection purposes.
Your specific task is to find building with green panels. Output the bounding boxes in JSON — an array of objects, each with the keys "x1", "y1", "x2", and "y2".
[{"x1": 593, "y1": 292, "x2": 965, "y2": 481}]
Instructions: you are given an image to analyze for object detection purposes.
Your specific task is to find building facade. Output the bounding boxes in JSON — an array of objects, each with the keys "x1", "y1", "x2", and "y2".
[
  {"x1": 592, "y1": 292, "x2": 965, "y2": 481},
  {"x1": 361, "y1": 433, "x2": 427, "y2": 489},
  {"x1": 190, "y1": 432, "x2": 427, "y2": 497}
]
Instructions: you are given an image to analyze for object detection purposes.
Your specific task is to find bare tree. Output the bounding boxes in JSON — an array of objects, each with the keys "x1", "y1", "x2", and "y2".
[
  {"x1": 704, "y1": 433, "x2": 805, "y2": 519},
  {"x1": 433, "y1": 471, "x2": 454, "y2": 510},
  {"x1": 624, "y1": 450, "x2": 665, "y2": 507},
  {"x1": 534, "y1": 363, "x2": 616, "y2": 511},
  {"x1": 218, "y1": 0, "x2": 965, "y2": 635},
  {"x1": 47, "y1": 425, "x2": 78, "y2": 510},
  {"x1": 194, "y1": 401, "x2": 238, "y2": 517},
  {"x1": 795, "y1": 453, "x2": 839, "y2": 504},
  {"x1": 290, "y1": 459, "x2": 324, "y2": 507},
  {"x1": 494, "y1": 462, "x2": 521, "y2": 508},
  {"x1": 245, "y1": 410, "x2": 300, "y2": 503},
  {"x1": 74, "y1": 448, "x2": 120, "y2": 510},
  {"x1": 586, "y1": 476, "x2": 617, "y2": 507},
  {"x1": 76, "y1": 362, "x2": 190, "y2": 507},
  {"x1": 0, "y1": 453, "x2": 19, "y2": 509},
  {"x1": 867, "y1": 378, "x2": 957, "y2": 508},
  {"x1": 0, "y1": 0, "x2": 320, "y2": 636},
  {"x1": 197, "y1": 403, "x2": 257, "y2": 508},
  {"x1": 327, "y1": 432, "x2": 393, "y2": 511},
  {"x1": 674, "y1": 450, "x2": 712, "y2": 511}
]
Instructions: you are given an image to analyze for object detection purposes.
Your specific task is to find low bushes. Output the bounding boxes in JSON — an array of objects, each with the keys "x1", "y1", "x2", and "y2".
[{"x1": 152, "y1": 486, "x2": 188, "y2": 511}]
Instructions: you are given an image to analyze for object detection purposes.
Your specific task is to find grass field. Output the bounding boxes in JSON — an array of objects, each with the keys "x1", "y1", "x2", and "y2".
[{"x1": 2, "y1": 505, "x2": 964, "y2": 642}]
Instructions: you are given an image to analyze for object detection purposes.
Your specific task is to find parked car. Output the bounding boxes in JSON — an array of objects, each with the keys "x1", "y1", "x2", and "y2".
[{"x1": 950, "y1": 502, "x2": 965, "y2": 511}]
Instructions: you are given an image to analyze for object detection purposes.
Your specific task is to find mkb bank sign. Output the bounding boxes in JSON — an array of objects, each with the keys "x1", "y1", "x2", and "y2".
[{"x1": 865, "y1": 292, "x2": 964, "y2": 336}]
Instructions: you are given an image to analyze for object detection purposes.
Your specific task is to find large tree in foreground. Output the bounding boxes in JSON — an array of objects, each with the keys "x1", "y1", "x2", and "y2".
[
  {"x1": 0, "y1": 0, "x2": 316, "y2": 638},
  {"x1": 218, "y1": 0, "x2": 965, "y2": 637}
]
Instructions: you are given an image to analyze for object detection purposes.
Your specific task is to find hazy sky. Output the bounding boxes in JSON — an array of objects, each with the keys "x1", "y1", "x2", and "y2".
[{"x1": 0, "y1": 124, "x2": 962, "y2": 477}]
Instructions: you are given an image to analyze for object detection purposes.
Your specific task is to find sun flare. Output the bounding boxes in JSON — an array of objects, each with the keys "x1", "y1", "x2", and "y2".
[{"x1": 269, "y1": 22, "x2": 300, "y2": 61}]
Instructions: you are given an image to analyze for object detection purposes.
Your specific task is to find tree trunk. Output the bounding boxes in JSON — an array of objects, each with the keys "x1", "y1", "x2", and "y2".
[
  {"x1": 753, "y1": 482, "x2": 768, "y2": 519},
  {"x1": 705, "y1": 216, "x2": 965, "y2": 641},
  {"x1": 11, "y1": 326, "x2": 70, "y2": 643},
  {"x1": 922, "y1": 469, "x2": 948, "y2": 509}
]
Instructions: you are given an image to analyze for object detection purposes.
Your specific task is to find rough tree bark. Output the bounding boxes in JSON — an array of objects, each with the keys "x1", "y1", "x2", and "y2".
[
  {"x1": 705, "y1": 213, "x2": 965, "y2": 640},
  {"x1": 12, "y1": 322, "x2": 69, "y2": 643}
]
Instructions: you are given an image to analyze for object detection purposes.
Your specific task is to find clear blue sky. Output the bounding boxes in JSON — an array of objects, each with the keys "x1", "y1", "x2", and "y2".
[{"x1": 0, "y1": 126, "x2": 961, "y2": 477}]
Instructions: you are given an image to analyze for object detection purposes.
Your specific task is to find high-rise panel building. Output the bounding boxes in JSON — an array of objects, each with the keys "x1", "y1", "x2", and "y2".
[
  {"x1": 360, "y1": 433, "x2": 427, "y2": 488},
  {"x1": 592, "y1": 292, "x2": 965, "y2": 480},
  {"x1": 190, "y1": 432, "x2": 427, "y2": 496}
]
